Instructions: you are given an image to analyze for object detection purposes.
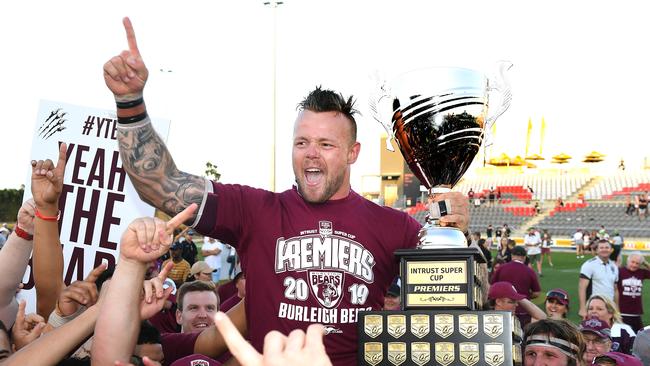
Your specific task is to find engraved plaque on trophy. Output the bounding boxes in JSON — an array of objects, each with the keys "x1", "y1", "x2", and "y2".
[{"x1": 358, "y1": 310, "x2": 516, "y2": 366}]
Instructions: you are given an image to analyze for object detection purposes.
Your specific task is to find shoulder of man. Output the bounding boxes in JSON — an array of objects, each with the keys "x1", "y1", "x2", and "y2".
[{"x1": 580, "y1": 258, "x2": 597, "y2": 272}]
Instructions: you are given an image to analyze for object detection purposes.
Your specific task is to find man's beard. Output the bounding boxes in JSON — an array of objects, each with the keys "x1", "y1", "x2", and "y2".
[{"x1": 295, "y1": 170, "x2": 346, "y2": 204}]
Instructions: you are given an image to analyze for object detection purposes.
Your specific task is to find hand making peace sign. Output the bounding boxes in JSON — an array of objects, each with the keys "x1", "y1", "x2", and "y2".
[{"x1": 103, "y1": 17, "x2": 149, "y2": 98}]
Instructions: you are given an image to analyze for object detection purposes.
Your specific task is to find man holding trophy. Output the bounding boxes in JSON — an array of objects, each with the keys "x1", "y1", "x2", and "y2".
[{"x1": 104, "y1": 18, "x2": 469, "y2": 366}]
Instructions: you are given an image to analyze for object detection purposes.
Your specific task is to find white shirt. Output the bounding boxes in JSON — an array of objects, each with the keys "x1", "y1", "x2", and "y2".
[
  {"x1": 202, "y1": 237, "x2": 224, "y2": 270},
  {"x1": 573, "y1": 231, "x2": 584, "y2": 243},
  {"x1": 580, "y1": 257, "x2": 619, "y2": 300},
  {"x1": 524, "y1": 233, "x2": 542, "y2": 255}
]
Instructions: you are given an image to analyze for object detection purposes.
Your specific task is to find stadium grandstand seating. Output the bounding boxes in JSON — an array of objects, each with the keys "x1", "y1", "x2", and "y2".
[
  {"x1": 539, "y1": 201, "x2": 650, "y2": 238},
  {"x1": 583, "y1": 171, "x2": 650, "y2": 200},
  {"x1": 408, "y1": 203, "x2": 533, "y2": 233},
  {"x1": 453, "y1": 172, "x2": 593, "y2": 201},
  {"x1": 406, "y1": 169, "x2": 650, "y2": 240}
]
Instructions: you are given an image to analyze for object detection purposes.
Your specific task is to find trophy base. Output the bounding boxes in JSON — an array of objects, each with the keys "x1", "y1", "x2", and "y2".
[{"x1": 357, "y1": 309, "x2": 522, "y2": 366}]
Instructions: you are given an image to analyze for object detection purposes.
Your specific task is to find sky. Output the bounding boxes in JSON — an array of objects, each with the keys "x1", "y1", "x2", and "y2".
[{"x1": 1, "y1": 0, "x2": 649, "y2": 192}]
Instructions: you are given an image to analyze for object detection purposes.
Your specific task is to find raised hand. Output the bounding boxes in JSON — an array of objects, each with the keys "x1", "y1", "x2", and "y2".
[
  {"x1": 140, "y1": 261, "x2": 173, "y2": 320},
  {"x1": 103, "y1": 17, "x2": 149, "y2": 98},
  {"x1": 214, "y1": 312, "x2": 332, "y2": 366},
  {"x1": 56, "y1": 263, "x2": 107, "y2": 317},
  {"x1": 12, "y1": 300, "x2": 47, "y2": 350},
  {"x1": 31, "y1": 143, "x2": 67, "y2": 209},
  {"x1": 16, "y1": 199, "x2": 36, "y2": 236},
  {"x1": 119, "y1": 204, "x2": 197, "y2": 263}
]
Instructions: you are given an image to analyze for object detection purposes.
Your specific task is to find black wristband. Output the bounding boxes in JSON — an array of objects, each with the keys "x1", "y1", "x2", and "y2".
[
  {"x1": 116, "y1": 97, "x2": 144, "y2": 109},
  {"x1": 118, "y1": 112, "x2": 148, "y2": 125}
]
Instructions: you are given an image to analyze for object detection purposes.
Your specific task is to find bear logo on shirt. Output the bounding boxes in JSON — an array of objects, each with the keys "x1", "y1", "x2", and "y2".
[{"x1": 309, "y1": 270, "x2": 344, "y2": 308}]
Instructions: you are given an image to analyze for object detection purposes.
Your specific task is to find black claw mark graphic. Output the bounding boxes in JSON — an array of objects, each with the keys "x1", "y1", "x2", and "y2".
[
  {"x1": 39, "y1": 109, "x2": 68, "y2": 140},
  {"x1": 44, "y1": 125, "x2": 67, "y2": 139}
]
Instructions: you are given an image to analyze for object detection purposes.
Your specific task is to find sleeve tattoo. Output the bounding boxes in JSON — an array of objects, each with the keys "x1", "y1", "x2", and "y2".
[{"x1": 117, "y1": 120, "x2": 205, "y2": 219}]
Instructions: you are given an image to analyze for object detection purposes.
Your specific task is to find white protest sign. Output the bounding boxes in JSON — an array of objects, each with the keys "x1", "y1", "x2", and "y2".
[{"x1": 18, "y1": 100, "x2": 170, "y2": 313}]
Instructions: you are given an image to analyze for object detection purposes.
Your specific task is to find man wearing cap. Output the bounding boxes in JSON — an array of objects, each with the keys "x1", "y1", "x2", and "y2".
[
  {"x1": 581, "y1": 316, "x2": 614, "y2": 364},
  {"x1": 201, "y1": 236, "x2": 224, "y2": 283},
  {"x1": 220, "y1": 271, "x2": 245, "y2": 313},
  {"x1": 491, "y1": 245, "x2": 542, "y2": 327},
  {"x1": 163, "y1": 243, "x2": 192, "y2": 288},
  {"x1": 617, "y1": 253, "x2": 650, "y2": 333},
  {"x1": 524, "y1": 319, "x2": 585, "y2": 366},
  {"x1": 190, "y1": 261, "x2": 215, "y2": 283},
  {"x1": 382, "y1": 283, "x2": 401, "y2": 311},
  {"x1": 579, "y1": 239, "x2": 619, "y2": 319},
  {"x1": 488, "y1": 282, "x2": 546, "y2": 323}
]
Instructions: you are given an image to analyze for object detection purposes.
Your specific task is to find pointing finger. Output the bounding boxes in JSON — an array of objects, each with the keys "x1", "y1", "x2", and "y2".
[
  {"x1": 122, "y1": 17, "x2": 141, "y2": 59},
  {"x1": 158, "y1": 261, "x2": 173, "y2": 281},
  {"x1": 165, "y1": 204, "x2": 198, "y2": 234},
  {"x1": 55, "y1": 142, "x2": 68, "y2": 175},
  {"x1": 85, "y1": 262, "x2": 108, "y2": 283},
  {"x1": 16, "y1": 300, "x2": 26, "y2": 326},
  {"x1": 214, "y1": 312, "x2": 262, "y2": 365}
]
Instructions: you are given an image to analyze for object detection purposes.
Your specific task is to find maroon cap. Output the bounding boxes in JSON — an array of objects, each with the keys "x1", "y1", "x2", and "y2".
[
  {"x1": 170, "y1": 354, "x2": 221, "y2": 366},
  {"x1": 488, "y1": 282, "x2": 526, "y2": 301},
  {"x1": 597, "y1": 352, "x2": 643, "y2": 366},
  {"x1": 579, "y1": 316, "x2": 611, "y2": 339},
  {"x1": 545, "y1": 288, "x2": 570, "y2": 306}
]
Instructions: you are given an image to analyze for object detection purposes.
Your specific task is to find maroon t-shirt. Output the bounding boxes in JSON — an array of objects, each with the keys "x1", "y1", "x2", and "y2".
[
  {"x1": 220, "y1": 294, "x2": 242, "y2": 313},
  {"x1": 617, "y1": 267, "x2": 650, "y2": 314},
  {"x1": 149, "y1": 293, "x2": 180, "y2": 334},
  {"x1": 195, "y1": 183, "x2": 421, "y2": 366},
  {"x1": 161, "y1": 331, "x2": 201, "y2": 366},
  {"x1": 491, "y1": 260, "x2": 541, "y2": 315},
  {"x1": 217, "y1": 280, "x2": 237, "y2": 303}
]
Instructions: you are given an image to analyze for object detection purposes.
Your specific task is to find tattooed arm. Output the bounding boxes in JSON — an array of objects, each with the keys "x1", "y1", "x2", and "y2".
[
  {"x1": 117, "y1": 120, "x2": 205, "y2": 218},
  {"x1": 104, "y1": 17, "x2": 205, "y2": 221}
]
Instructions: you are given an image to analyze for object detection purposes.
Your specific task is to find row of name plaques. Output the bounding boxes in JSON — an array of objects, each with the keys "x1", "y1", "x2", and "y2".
[{"x1": 357, "y1": 310, "x2": 521, "y2": 366}]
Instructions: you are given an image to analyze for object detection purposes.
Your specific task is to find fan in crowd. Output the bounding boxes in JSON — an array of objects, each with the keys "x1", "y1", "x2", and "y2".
[
  {"x1": 523, "y1": 318, "x2": 585, "y2": 366},
  {"x1": 544, "y1": 288, "x2": 570, "y2": 320},
  {"x1": 585, "y1": 294, "x2": 636, "y2": 355}
]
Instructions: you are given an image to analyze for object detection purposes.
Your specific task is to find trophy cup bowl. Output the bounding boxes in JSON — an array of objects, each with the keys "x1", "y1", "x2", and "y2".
[{"x1": 371, "y1": 63, "x2": 512, "y2": 249}]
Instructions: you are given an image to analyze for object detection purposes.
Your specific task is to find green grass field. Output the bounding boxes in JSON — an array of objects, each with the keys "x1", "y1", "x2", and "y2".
[{"x1": 499, "y1": 250, "x2": 650, "y2": 325}]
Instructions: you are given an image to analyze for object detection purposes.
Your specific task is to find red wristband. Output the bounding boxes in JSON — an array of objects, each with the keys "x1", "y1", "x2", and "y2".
[
  {"x1": 14, "y1": 226, "x2": 33, "y2": 241},
  {"x1": 35, "y1": 208, "x2": 60, "y2": 222}
]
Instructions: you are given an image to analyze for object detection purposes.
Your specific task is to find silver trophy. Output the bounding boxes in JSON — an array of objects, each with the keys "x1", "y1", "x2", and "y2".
[{"x1": 371, "y1": 62, "x2": 512, "y2": 249}]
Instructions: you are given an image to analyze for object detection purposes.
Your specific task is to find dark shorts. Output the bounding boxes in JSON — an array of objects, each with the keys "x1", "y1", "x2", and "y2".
[
  {"x1": 541, "y1": 247, "x2": 551, "y2": 254},
  {"x1": 622, "y1": 314, "x2": 644, "y2": 334},
  {"x1": 529, "y1": 253, "x2": 541, "y2": 264}
]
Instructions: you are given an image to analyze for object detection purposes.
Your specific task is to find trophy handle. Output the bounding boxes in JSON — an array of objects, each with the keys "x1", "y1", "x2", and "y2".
[
  {"x1": 369, "y1": 71, "x2": 396, "y2": 152},
  {"x1": 485, "y1": 61, "x2": 513, "y2": 130}
]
